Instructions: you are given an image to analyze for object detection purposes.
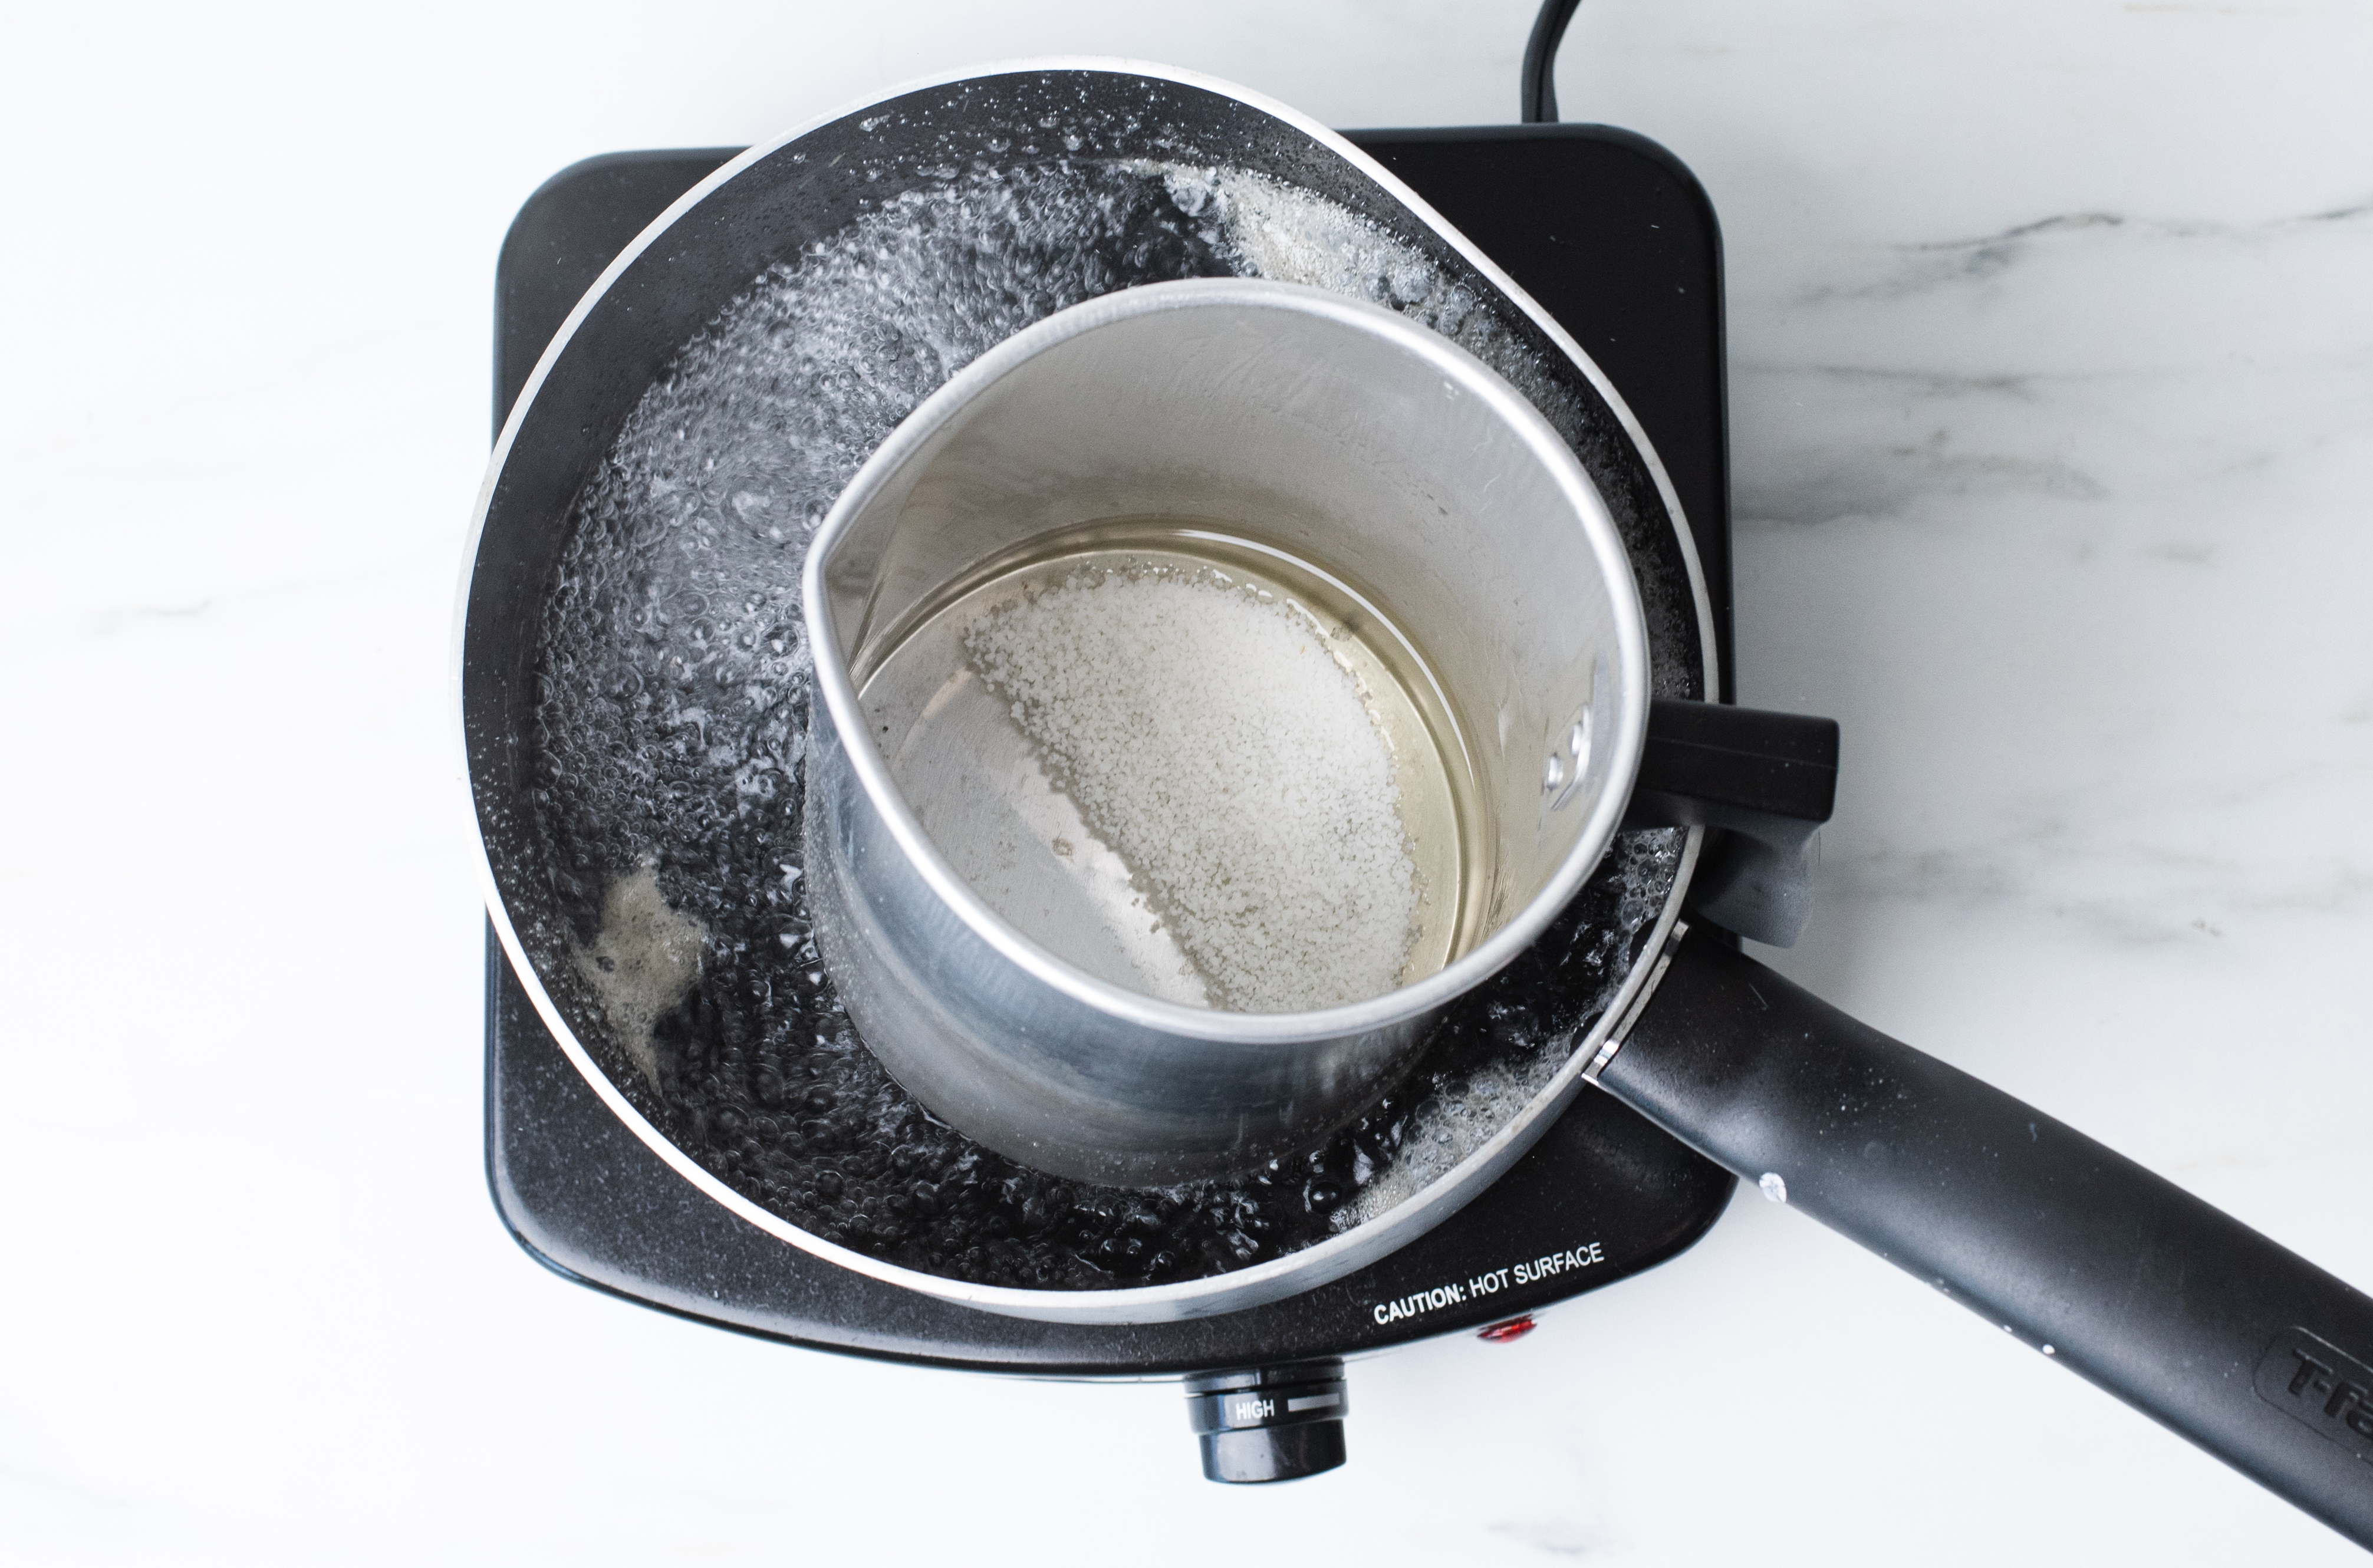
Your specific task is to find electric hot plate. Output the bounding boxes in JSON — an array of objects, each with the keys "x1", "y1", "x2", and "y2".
[{"x1": 486, "y1": 123, "x2": 1737, "y2": 1376}]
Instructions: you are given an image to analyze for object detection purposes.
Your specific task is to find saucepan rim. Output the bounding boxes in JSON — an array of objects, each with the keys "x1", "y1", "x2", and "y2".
[{"x1": 456, "y1": 55, "x2": 1718, "y2": 1322}]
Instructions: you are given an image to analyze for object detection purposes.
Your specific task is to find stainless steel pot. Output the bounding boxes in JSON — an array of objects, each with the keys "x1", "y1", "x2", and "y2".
[{"x1": 801, "y1": 277, "x2": 1650, "y2": 1187}]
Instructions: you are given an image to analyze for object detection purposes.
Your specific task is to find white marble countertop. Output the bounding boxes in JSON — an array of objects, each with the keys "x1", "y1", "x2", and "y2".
[{"x1": 5, "y1": 2, "x2": 2367, "y2": 1562}]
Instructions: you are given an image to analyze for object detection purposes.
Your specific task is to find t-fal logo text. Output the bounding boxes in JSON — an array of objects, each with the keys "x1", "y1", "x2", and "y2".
[
  {"x1": 2253, "y1": 1327, "x2": 2373, "y2": 1462},
  {"x1": 2283, "y1": 1352, "x2": 2372, "y2": 1426}
]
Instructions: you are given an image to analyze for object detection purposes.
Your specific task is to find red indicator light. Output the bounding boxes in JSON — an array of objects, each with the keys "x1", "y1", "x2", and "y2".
[{"x1": 1477, "y1": 1315, "x2": 1537, "y2": 1344}]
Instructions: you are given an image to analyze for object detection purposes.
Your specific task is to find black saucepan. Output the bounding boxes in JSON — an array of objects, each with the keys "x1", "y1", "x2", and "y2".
[{"x1": 460, "y1": 59, "x2": 2373, "y2": 1546}]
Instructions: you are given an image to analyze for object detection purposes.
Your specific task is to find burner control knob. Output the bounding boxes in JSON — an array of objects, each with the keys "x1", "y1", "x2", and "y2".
[{"x1": 1183, "y1": 1359, "x2": 1348, "y2": 1483}]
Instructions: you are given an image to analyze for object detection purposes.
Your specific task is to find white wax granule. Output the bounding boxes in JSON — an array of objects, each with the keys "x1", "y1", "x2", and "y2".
[{"x1": 965, "y1": 571, "x2": 1418, "y2": 1013}]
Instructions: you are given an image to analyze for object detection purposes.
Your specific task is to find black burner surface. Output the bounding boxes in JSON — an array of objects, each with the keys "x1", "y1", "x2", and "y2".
[{"x1": 487, "y1": 123, "x2": 1737, "y2": 1372}]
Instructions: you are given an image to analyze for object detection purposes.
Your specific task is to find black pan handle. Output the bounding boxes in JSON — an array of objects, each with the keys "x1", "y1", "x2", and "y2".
[
  {"x1": 1597, "y1": 925, "x2": 2373, "y2": 1548},
  {"x1": 1624, "y1": 699, "x2": 1840, "y2": 947}
]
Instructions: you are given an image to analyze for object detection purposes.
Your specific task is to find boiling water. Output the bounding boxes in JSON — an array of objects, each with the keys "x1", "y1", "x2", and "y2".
[
  {"x1": 858, "y1": 521, "x2": 1487, "y2": 1013},
  {"x1": 528, "y1": 149, "x2": 1690, "y2": 1289}
]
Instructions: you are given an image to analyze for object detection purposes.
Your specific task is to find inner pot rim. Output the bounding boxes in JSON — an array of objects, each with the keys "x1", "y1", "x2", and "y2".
[{"x1": 803, "y1": 276, "x2": 1654, "y2": 1045}]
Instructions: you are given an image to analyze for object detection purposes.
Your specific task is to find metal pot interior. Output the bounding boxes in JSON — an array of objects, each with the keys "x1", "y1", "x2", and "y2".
[{"x1": 460, "y1": 62, "x2": 1714, "y2": 1323}]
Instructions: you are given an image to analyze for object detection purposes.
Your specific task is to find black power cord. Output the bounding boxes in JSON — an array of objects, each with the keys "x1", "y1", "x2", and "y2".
[{"x1": 1520, "y1": 0, "x2": 1585, "y2": 122}]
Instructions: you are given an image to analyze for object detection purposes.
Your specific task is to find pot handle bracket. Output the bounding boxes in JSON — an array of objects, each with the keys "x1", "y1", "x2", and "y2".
[
  {"x1": 1625, "y1": 699, "x2": 1840, "y2": 948},
  {"x1": 1597, "y1": 927, "x2": 2373, "y2": 1548}
]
